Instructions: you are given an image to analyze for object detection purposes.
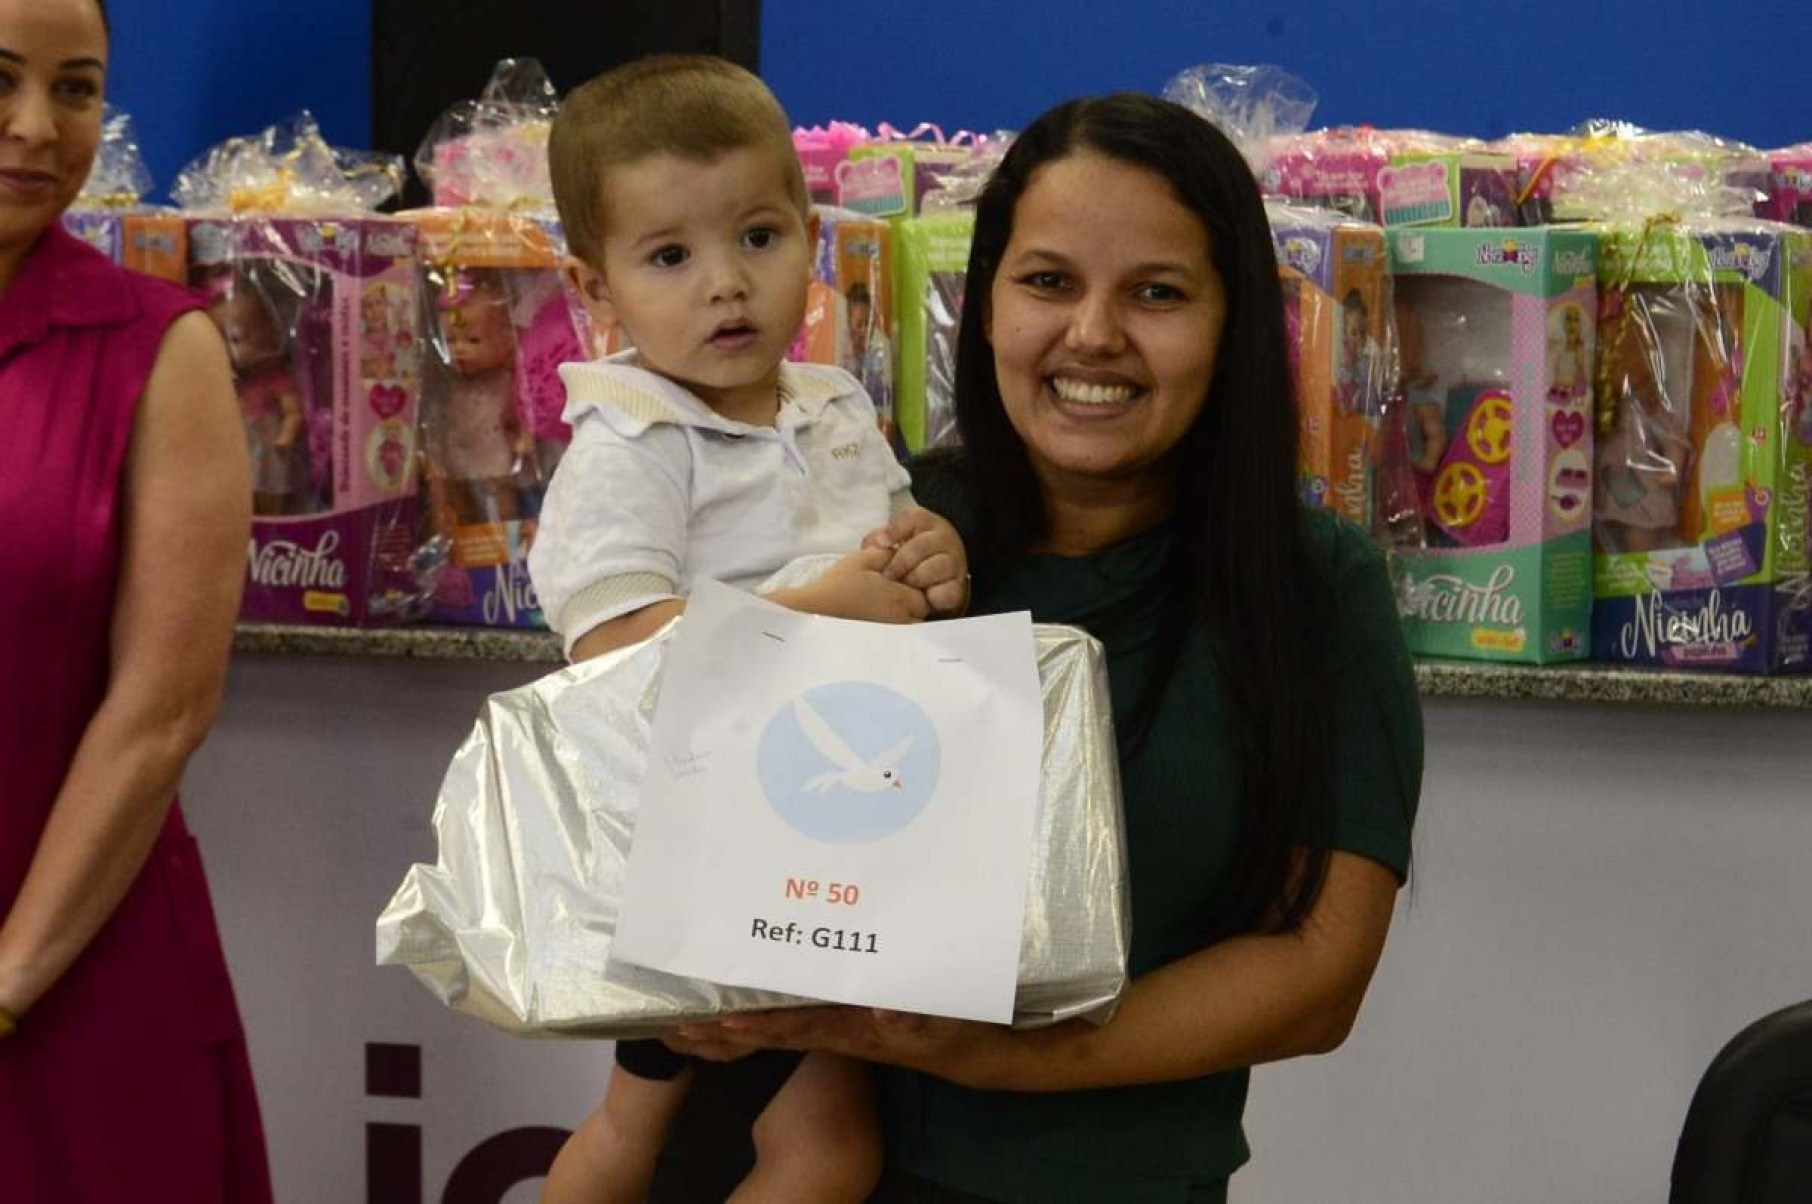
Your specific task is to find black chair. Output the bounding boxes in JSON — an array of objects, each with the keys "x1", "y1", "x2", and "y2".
[{"x1": 1671, "y1": 999, "x2": 1812, "y2": 1203}]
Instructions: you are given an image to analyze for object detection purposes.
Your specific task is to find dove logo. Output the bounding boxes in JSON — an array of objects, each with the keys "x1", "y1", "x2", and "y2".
[{"x1": 756, "y1": 682, "x2": 940, "y2": 843}]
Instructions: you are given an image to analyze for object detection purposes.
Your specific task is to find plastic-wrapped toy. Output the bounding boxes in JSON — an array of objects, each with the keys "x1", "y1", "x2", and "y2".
[
  {"x1": 1269, "y1": 204, "x2": 1388, "y2": 527},
  {"x1": 62, "y1": 106, "x2": 187, "y2": 282},
  {"x1": 1767, "y1": 145, "x2": 1812, "y2": 228},
  {"x1": 428, "y1": 268, "x2": 537, "y2": 525},
  {"x1": 789, "y1": 208, "x2": 901, "y2": 452},
  {"x1": 176, "y1": 113, "x2": 425, "y2": 626},
  {"x1": 404, "y1": 64, "x2": 597, "y2": 628},
  {"x1": 841, "y1": 125, "x2": 1002, "y2": 218},
  {"x1": 1264, "y1": 126, "x2": 1519, "y2": 229},
  {"x1": 1387, "y1": 227, "x2": 1599, "y2": 663},
  {"x1": 416, "y1": 59, "x2": 558, "y2": 212},
  {"x1": 794, "y1": 122, "x2": 872, "y2": 206},
  {"x1": 1560, "y1": 146, "x2": 1812, "y2": 672},
  {"x1": 201, "y1": 268, "x2": 314, "y2": 515},
  {"x1": 895, "y1": 210, "x2": 973, "y2": 451}
]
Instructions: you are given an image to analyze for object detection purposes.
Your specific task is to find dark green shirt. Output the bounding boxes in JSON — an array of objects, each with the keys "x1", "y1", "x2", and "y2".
[{"x1": 881, "y1": 467, "x2": 1423, "y2": 1203}]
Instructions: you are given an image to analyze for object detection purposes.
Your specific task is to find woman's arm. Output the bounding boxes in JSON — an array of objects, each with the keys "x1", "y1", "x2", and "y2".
[
  {"x1": 684, "y1": 849, "x2": 1400, "y2": 1092},
  {"x1": 0, "y1": 313, "x2": 250, "y2": 1018}
]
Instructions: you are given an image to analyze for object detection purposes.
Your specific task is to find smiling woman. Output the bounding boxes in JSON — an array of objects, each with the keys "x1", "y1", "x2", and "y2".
[
  {"x1": 667, "y1": 94, "x2": 1423, "y2": 1204},
  {"x1": 0, "y1": 0, "x2": 271, "y2": 1197}
]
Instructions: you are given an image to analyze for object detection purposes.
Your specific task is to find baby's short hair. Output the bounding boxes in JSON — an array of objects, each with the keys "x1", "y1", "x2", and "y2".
[{"x1": 550, "y1": 55, "x2": 807, "y2": 269}]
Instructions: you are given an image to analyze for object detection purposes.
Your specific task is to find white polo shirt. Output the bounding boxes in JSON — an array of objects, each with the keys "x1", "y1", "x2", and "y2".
[{"x1": 529, "y1": 352, "x2": 914, "y2": 656}]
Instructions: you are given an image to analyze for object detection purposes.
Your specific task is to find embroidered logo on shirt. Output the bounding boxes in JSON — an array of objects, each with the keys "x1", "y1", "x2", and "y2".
[{"x1": 830, "y1": 442, "x2": 861, "y2": 461}]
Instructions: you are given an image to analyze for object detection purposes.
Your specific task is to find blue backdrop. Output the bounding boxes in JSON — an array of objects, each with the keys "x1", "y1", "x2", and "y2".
[{"x1": 107, "y1": 0, "x2": 1805, "y2": 200}]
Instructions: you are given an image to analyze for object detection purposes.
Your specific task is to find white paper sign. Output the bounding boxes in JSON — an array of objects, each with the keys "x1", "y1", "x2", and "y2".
[{"x1": 611, "y1": 580, "x2": 1044, "y2": 1024}]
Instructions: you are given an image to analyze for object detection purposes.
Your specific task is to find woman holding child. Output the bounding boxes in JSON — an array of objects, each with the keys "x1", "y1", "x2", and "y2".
[{"x1": 660, "y1": 92, "x2": 1424, "y2": 1202}]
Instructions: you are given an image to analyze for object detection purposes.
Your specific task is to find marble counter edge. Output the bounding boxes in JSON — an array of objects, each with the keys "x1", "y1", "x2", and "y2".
[{"x1": 231, "y1": 624, "x2": 1812, "y2": 709}]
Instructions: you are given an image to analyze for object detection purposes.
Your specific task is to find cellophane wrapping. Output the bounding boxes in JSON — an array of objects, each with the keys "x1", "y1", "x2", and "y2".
[{"x1": 377, "y1": 592, "x2": 1131, "y2": 1037}]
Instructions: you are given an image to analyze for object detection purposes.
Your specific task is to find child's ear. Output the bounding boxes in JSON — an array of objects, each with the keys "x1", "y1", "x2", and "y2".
[
  {"x1": 804, "y1": 208, "x2": 821, "y2": 275},
  {"x1": 563, "y1": 255, "x2": 616, "y2": 328}
]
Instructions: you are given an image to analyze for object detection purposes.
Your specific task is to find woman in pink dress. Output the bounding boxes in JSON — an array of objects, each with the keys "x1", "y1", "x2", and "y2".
[{"x1": 0, "y1": 0, "x2": 274, "y2": 1198}]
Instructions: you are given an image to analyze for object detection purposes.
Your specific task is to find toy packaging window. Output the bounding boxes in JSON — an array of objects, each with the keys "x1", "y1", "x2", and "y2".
[
  {"x1": 1591, "y1": 224, "x2": 1812, "y2": 672},
  {"x1": 190, "y1": 217, "x2": 426, "y2": 626},
  {"x1": 1390, "y1": 227, "x2": 1599, "y2": 664}
]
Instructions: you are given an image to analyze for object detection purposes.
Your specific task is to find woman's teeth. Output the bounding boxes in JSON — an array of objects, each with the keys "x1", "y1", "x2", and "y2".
[{"x1": 1049, "y1": 378, "x2": 1138, "y2": 405}]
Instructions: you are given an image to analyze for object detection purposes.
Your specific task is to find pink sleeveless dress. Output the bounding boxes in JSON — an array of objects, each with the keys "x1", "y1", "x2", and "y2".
[{"x1": 0, "y1": 226, "x2": 273, "y2": 1201}]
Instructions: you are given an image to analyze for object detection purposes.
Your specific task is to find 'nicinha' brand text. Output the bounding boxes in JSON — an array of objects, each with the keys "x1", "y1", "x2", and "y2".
[
  {"x1": 481, "y1": 565, "x2": 541, "y2": 626},
  {"x1": 1617, "y1": 589, "x2": 1752, "y2": 658},
  {"x1": 248, "y1": 531, "x2": 348, "y2": 589},
  {"x1": 1404, "y1": 564, "x2": 1524, "y2": 626}
]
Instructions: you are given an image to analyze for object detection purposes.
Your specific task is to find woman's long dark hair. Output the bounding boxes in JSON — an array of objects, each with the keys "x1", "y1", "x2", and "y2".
[{"x1": 952, "y1": 94, "x2": 1334, "y2": 936}]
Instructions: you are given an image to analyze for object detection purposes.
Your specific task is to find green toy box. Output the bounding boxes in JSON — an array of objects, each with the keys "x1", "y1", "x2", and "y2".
[{"x1": 1390, "y1": 227, "x2": 1600, "y2": 662}]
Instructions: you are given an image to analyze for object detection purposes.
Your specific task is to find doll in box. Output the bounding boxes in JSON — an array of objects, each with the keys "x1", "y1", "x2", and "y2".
[
  {"x1": 426, "y1": 268, "x2": 539, "y2": 528},
  {"x1": 1337, "y1": 288, "x2": 1384, "y2": 415},
  {"x1": 204, "y1": 268, "x2": 314, "y2": 516},
  {"x1": 1547, "y1": 303, "x2": 1590, "y2": 402},
  {"x1": 1592, "y1": 287, "x2": 1696, "y2": 553}
]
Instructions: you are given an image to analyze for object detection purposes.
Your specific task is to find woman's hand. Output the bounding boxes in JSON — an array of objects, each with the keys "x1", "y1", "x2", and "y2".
[
  {"x1": 861, "y1": 507, "x2": 970, "y2": 616},
  {"x1": 768, "y1": 547, "x2": 931, "y2": 624},
  {"x1": 675, "y1": 1007, "x2": 1006, "y2": 1087}
]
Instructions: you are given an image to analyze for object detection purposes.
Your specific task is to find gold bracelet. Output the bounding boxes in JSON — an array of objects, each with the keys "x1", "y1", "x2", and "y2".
[{"x1": 0, "y1": 1005, "x2": 16, "y2": 1039}]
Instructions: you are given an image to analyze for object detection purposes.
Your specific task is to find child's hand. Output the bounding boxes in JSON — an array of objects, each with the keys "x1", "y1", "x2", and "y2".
[
  {"x1": 862, "y1": 508, "x2": 970, "y2": 616},
  {"x1": 774, "y1": 547, "x2": 930, "y2": 624}
]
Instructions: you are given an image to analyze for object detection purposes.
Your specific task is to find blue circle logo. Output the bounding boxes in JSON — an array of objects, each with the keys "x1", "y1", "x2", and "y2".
[{"x1": 756, "y1": 681, "x2": 941, "y2": 844}]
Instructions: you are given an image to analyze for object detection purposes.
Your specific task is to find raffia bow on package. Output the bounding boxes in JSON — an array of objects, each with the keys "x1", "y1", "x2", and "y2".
[
  {"x1": 174, "y1": 114, "x2": 428, "y2": 626},
  {"x1": 376, "y1": 559, "x2": 1132, "y2": 1036}
]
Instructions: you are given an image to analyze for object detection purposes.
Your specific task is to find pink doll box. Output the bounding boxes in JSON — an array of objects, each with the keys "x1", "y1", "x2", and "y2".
[
  {"x1": 189, "y1": 215, "x2": 424, "y2": 626},
  {"x1": 404, "y1": 208, "x2": 591, "y2": 628},
  {"x1": 1389, "y1": 227, "x2": 1600, "y2": 663}
]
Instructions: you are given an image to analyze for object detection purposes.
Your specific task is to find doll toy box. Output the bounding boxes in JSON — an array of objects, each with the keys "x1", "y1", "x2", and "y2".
[
  {"x1": 1269, "y1": 204, "x2": 1389, "y2": 528},
  {"x1": 187, "y1": 216, "x2": 425, "y2": 626},
  {"x1": 789, "y1": 208, "x2": 901, "y2": 453},
  {"x1": 405, "y1": 209, "x2": 592, "y2": 628},
  {"x1": 64, "y1": 209, "x2": 187, "y2": 285},
  {"x1": 63, "y1": 105, "x2": 187, "y2": 283},
  {"x1": 1388, "y1": 226, "x2": 1600, "y2": 663},
  {"x1": 1589, "y1": 221, "x2": 1812, "y2": 673},
  {"x1": 894, "y1": 209, "x2": 975, "y2": 452},
  {"x1": 840, "y1": 126, "x2": 984, "y2": 219},
  {"x1": 175, "y1": 113, "x2": 427, "y2": 627},
  {"x1": 1264, "y1": 128, "x2": 1521, "y2": 229}
]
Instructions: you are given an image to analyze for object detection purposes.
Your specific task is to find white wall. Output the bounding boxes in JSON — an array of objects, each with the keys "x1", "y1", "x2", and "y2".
[
  {"x1": 184, "y1": 657, "x2": 1812, "y2": 1202},
  {"x1": 1238, "y1": 699, "x2": 1812, "y2": 1204}
]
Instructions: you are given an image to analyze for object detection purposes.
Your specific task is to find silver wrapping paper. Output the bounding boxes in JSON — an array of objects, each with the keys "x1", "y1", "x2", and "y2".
[{"x1": 377, "y1": 617, "x2": 1129, "y2": 1037}]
